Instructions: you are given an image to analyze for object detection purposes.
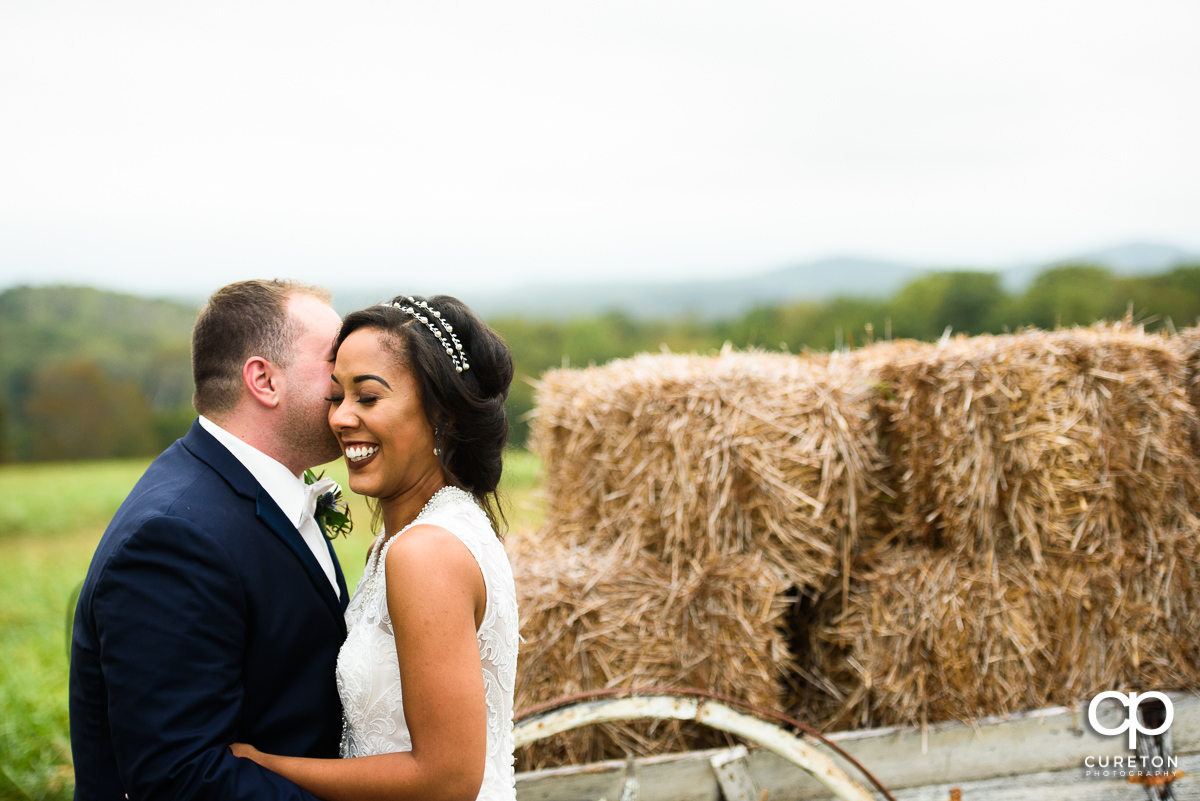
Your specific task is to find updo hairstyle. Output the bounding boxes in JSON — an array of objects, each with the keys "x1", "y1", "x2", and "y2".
[{"x1": 335, "y1": 295, "x2": 514, "y2": 532}]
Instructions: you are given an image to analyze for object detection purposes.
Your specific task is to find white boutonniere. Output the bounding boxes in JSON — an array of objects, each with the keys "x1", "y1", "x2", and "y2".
[{"x1": 304, "y1": 469, "x2": 353, "y2": 539}]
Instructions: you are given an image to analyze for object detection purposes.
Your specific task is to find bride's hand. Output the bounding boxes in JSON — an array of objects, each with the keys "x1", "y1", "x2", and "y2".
[{"x1": 230, "y1": 742, "x2": 265, "y2": 763}]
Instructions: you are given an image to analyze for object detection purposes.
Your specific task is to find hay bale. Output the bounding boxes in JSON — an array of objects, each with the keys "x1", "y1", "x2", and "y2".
[
  {"x1": 528, "y1": 349, "x2": 888, "y2": 593},
  {"x1": 1168, "y1": 325, "x2": 1200, "y2": 453},
  {"x1": 804, "y1": 535, "x2": 1200, "y2": 731},
  {"x1": 870, "y1": 323, "x2": 1200, "y2": 565},
  {"x1": 514, "y1": 323, "x2": 1200, "y2": 749},
  {"x1": 809, "y1": 549, "x2": 1048, "y2": 729},
  {"x1": 789, "y1": 323, "x2": 1200, "y2": 730},
  {"x1": 507, "y1": 532, "x2": 795, "y2": 768}
]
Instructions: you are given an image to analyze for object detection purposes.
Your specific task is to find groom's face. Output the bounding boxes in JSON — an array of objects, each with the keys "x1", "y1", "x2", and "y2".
[{"x1": 279, "y1": 293, "x2": 344, "y2": 470}]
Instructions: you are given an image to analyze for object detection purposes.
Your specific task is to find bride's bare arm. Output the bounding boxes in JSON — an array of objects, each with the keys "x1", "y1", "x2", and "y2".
[{"x1": 232, "y1": 524, "x2": 488, "y2": 801}]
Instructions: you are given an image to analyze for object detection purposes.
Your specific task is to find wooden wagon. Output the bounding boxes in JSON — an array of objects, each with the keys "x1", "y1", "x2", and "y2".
[{"x1": 513, "y1": 690, "x2": 1198, "y2": 801}]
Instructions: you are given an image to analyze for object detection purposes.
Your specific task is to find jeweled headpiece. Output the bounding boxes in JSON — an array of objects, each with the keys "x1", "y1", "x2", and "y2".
[{"x1": 390, "y1": 297, "x2": 470, "y2": 373}]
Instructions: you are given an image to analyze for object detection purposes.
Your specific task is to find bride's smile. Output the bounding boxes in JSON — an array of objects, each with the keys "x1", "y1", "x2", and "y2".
[{"x1": 343, "y1": 444, "x2": 379, "y2": 463}]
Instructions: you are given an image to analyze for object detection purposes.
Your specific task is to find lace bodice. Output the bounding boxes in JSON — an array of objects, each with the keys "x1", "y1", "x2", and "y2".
[{"x1": 336, "y1": 487, "x2": 519, "y2": 800}]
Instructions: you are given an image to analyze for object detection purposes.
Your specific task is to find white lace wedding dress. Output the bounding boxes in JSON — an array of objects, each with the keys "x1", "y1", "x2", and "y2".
[{"x1": 336, "y1": 487, "x2": 519, "y2": 800}]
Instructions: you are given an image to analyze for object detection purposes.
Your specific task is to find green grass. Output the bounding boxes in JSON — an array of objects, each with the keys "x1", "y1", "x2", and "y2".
[
  {"x1": 0, "y1": 450, "x2": 544, "y2": 800},
  {"x1": 1, "y1": 537, "x2": 90, "y2": 800},
  {"x1": 0, "y1": 460, "x2": 152, "y2": 541},
  {"x1": 0, "y1": 460, "x2": 146, "y2": 800},
  {"x1": 501, "y1": 447, "x2": 545, "y2": 529}
]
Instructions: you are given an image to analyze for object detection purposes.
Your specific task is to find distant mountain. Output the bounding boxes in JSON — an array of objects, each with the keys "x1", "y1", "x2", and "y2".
[
  {"x1": 333, "y1": 256, "x2": 919, "y2": 321},
  {"x1": 451, "y1": 244, "x2": 1198, "y2": 321},
  {"x1": 1072, "y1": 242, "x2": 1197, "y2": 273},
  {"x1": 999, "y1": 242, "x2": 1199, "y2": 292},
  {"x1": 334, "y1": 243, "x2": 1198, "y2": 321},
  {"x1": 7, "y1": 241, "x2": 1195, "y2": 323}
]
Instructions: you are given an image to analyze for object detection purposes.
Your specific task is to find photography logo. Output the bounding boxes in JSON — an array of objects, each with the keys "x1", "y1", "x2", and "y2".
[
  {"x1": 1088, "y1": 691, "x2": 1174, "y2": 749},
  {"x1": 1083, "y1": 690, "x2": 1179, "y2": 781}
]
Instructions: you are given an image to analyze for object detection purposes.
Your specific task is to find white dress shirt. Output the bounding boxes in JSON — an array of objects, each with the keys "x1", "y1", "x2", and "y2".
[{"x1": 199, "y1": 416, "x2": 340, "y2": 598}]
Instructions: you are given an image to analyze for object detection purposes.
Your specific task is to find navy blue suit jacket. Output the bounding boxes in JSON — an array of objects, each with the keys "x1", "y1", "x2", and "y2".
[{"x1": 70, "y1": 421, "x2": 349, "y2": 800}]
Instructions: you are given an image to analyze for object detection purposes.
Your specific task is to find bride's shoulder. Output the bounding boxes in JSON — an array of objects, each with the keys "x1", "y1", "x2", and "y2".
[
  {"x1": 384, "y1": 523, "x2": 474, "y2": 573},
  {"x1": 382, "y1": 524, "x2": 486, "y2": 612}
]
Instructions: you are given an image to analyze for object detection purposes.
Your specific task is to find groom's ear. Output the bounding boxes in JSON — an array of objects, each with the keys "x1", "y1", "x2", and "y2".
[{"x1": 243, "y1": 356, "x2": 282, "y2": 408}]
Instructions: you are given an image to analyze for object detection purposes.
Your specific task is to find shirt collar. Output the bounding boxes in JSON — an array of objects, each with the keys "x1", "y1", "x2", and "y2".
[{"x1": 198, "y1": 416, "x2": 307, "y2": 527}]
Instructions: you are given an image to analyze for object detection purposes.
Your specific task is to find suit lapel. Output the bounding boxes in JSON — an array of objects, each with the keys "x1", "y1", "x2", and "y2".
[
  {"x1": 255, "y1": 492, "x2": 349, "y2": 632},
  {"x1": 326, "y1": 538, "x2": 350, "y2": 613}
]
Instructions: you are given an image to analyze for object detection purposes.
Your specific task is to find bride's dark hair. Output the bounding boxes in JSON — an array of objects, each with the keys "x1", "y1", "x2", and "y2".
[{"x1": 334, "y1": 294, "x2": 514, "y2": 533}]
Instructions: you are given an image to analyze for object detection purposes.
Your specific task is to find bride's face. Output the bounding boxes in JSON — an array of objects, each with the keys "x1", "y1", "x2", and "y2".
[{"x1": 327, "y1": 327, "x2": 439, "y2": 502}]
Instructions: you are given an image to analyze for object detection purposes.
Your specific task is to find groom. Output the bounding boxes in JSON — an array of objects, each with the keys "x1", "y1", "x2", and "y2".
[{"x1": 70, "y1": 280, "x2": 349, "y2": 800}]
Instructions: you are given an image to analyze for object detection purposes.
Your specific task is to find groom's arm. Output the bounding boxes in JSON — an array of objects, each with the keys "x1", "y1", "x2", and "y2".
[{"x1": 91, "y1": 515, "x2": 322, "y2": 801}]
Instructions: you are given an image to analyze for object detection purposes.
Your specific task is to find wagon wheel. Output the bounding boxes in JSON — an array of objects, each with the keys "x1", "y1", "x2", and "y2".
[{"x1": 513, "y1": 690, "x2": 893, "y2": 801}]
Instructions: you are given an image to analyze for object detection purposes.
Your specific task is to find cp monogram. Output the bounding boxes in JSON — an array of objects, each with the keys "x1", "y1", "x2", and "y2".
[{"x1": 1087, "y1": 691, "x2": 1174, "y2": 749}]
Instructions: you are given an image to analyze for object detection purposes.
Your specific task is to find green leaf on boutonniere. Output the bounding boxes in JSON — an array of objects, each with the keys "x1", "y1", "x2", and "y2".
[{"x1": 304, "y1": 469, "x2": 353, "y2": 540}]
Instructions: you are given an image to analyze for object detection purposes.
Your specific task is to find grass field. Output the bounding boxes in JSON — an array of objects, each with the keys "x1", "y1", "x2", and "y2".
[{"x1": 0, "y1": 449, "x2": 543, "y2": 801}]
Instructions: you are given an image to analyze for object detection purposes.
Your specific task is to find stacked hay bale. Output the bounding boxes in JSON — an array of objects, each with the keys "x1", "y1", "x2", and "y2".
[
  {"x1": 515, "y1": 350, "x2": 887, "y2": 767},
  {"x1": 874, "y1": 325, "x2": 1195, "y2": 564},
  {"x1": 508, "y1": 535, "x2": 795, "y2": 767},
  {"x1": 512, "y1": 322, "x2": 1200, "y2": 768},
  {"x1": 808, "y1": 323, "x2": 1200, "y2": 730},
  {"x1": 526, "y1": 350, "x2": 886, "y2": 585}
]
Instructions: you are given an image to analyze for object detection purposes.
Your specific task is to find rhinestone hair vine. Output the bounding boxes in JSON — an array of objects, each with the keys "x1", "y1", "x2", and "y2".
[{"x1": 389, "y1": 298, "x2": 470, "y2": 373}]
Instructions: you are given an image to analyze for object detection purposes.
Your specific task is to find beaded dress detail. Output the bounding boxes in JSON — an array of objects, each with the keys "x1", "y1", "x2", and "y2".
[{"x1": 336, "y1": 487, "x2": 519, "y2": 800}]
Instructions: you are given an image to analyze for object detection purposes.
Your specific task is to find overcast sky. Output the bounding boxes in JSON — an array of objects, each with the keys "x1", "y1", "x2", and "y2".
[{"x1": 1, "y1": 0, "x2": 1197, "y2": 299}]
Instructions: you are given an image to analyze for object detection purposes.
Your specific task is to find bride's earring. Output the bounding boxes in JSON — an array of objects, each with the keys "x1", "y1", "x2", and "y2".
[{"x1": 433, "y1": 427, "x2": 441, "y2": 457}]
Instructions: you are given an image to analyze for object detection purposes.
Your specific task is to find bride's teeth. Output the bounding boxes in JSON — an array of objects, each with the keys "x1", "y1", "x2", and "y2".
[{"x1": 346, "y1": 445, "x2": 379, "y2": 462}]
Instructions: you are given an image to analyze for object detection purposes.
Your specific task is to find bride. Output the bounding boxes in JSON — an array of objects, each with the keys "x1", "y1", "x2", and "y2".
[{"x1": 233, "y1": 295, "x2": 519, "y2": 801}]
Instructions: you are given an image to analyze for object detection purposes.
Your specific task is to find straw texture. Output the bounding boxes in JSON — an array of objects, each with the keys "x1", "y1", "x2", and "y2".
[
  {"x1": 806, "y1": 535, "x2": 1200, "y2": 730},
  {"x1": 528, "y1": 349, "x2": 887, "y2": 590},
  {"x1": 511, "y1": 323, "x2": 1200, "y2": 764},
  {"x1": 870, "y1": 324, "x2": 1199, "y2": 566},
  {"x1": 508, "y1": 533, "x2": 794, "y2": 768}
]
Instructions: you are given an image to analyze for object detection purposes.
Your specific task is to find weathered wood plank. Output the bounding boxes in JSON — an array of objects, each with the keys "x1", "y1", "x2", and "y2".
[
  {"x1": 516, "y1": 751, "x2": 1199, "y2": 801},
  {"x1": 855, "y1": 753, "x2": 1198, "y2": 801},
  {"x1": 711, "y1": 747, "x2": 761, "y2": 801},
  {"x1": 808, "y1": 691, "x2": 1199, "y2": 795},
  {"x1": 516, "y1": 749, "x2": 725, "y2": 801},
  {"x1": 515, "y1": 693, "x2": 1200, "y2": 801}
]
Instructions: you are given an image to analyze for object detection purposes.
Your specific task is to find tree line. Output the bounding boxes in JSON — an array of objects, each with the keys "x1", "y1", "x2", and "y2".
[
  {"x1": 2, "y1": 262, "x2": 1198, "y2": 462},
  {"x1": 0, "y1": 286, "x2": 195, "y2": 463}
]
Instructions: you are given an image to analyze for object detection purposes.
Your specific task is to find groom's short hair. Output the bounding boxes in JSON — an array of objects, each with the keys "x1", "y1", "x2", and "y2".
[{"x1": 192, "y1": 279, "x2": 333, "y2": 417}]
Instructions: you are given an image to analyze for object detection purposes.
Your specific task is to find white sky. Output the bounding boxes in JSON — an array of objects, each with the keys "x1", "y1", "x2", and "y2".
[{"x1": 1, "y1": 0, "x2": 1198, "y2": 298}]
